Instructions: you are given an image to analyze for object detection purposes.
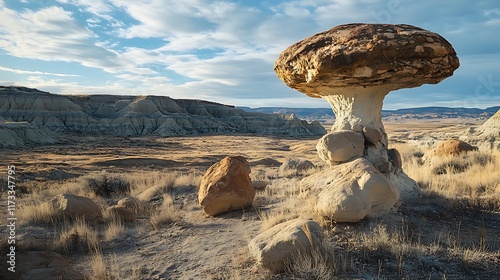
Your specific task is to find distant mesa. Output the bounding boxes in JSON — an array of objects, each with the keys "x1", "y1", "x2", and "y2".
[{"x1": 0, "y1": 86, "x2": 326, "y2": 148}]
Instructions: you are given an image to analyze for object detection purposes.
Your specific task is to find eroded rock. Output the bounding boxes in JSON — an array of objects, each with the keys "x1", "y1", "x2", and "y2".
[
  {"x1": 198, "y1": 156, "x2": 255, "y2": 216},
  {"x1": 248, "y1": 218, "x2": 323, "y2": 272},
  {"x1": 316, "y1": 130, "x2": 364, "y2": 166},
  {"x1": 49, "y1": 194, "x2": 102, "y2": 221}
]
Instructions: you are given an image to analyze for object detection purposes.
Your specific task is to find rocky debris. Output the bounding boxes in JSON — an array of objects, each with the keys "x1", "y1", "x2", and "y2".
[
  {"x1": 432, "y1": 139, "x2": 477, "y2": 157},
  {"x1": 49, "y1": 193, "x2": 102, "y2": 221},
  {"x1": 106, "y1": 205, "x2": 136, "y2": 222},
  {"x1": 461, "y1": 109, "x2": 500, "y2": 151},
  {"x1": 198, "y1": 156, "x2": 255, "y2": 216},
  {"x1": 0, "y1": 86, "x2": 326, "y2": 148},
  {"x1": 301, "y1": 158, "x2": 400, "y2": 222},
  {"x1": 388, "y1": 148, "x2": 403, "y2": 169},
  {"x1": 248, "y1": 218, "x2": 323, "y2": 272},
  {"x1": 275, "y1": 23, "x2": 459, "y2": 220},
  {"x1": 278, "y1": 158, "x2": 315, "y2": 175},
  {"x1": 316, "y1": 130, "x2": 364, "y2": 165},
  {"x1": 12, "y1": 251, "x2": 85, "y2": 280}
]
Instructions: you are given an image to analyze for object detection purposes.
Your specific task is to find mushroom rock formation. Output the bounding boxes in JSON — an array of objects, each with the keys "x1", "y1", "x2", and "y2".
[{"x1": 276, "y1": 23, "x2": 459, "y2": 220}]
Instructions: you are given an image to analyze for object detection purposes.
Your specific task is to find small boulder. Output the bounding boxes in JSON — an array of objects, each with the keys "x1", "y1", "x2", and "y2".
[
  {"x1": 388, "y1": 148, "x2": 403, "y2": 169},
  {"x1": 316, "y1": 130, "x2": 364, "y2": 166},
  {"x1": 49, "y1": 194, "x2": 102, "y2": 221},
  {"x1": 362, "y1": 126, "x2": 382, "y2": 145},
  {"x1": 106, "y1": 205, "x2": 136, "y2": 222},
  {"x1": 15, "y1": 251, "x2": 85, "y2": 280},
  {"x1": 278, "y1": 158, "x2": 315, "y2": 175},
  {"x1": 433, "y1": 139, "x2": 477, "y2": 157},
  {"x1": 248, "y1": 218, "x2": 323, "y2": 272},
  {"x1": 301, "y1": 158, "x2": 399, "y2": 222},
  {"x1": 198, "y1": 156, "x2": 255, "y2": 216}
]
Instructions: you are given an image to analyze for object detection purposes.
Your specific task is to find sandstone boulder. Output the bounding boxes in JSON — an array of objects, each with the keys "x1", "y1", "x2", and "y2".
[
  {"x1": 49, "y1": 194, "x2": 102, "y2": 221},
  {"x1": 301, "y1": 158, "x2": 400, "y2": 222},
  {"x1": 106, "y1": 205, "x2": 136, "y2": 222},
  {"x1": 198, "y1": 156, "x2": 255, "y2": 216},
  {"x1": 433, "y1": 139, "x2": 477, "y2": 157},
  {"x1": 13, "y1": 251, "x2": 85, "y2": 280},
  {"x1": 316, "y1": 130, "x2": 364, "y2": 166},
  {"x1": 248, "y1": 218, "x2": 323, "y2": 272}
]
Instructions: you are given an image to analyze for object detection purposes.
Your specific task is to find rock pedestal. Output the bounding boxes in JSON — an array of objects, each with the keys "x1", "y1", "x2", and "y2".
[{"x1": 274, "y1": 23, "x2": 460, "y2": 222}]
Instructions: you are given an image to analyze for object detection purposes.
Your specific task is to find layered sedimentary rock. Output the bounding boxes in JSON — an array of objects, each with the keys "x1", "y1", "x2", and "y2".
[{"x1": 0, "y1": 86, "x2": 326, "y2": 147}]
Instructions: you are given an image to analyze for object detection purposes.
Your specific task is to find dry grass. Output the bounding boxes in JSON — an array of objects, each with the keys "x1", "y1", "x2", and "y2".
[
  {"x1": 54, "y1": 218, "x2": 99, "y2": 253},
  {"x1": 17, "y1": 199, "x2": 63, "y2": 226},
  {"x1": 103, "y1": 216, "x2": 125, "y2": 242},
  {"x1": 150, "y1": 193, "x2": 180, "y2": 230}
]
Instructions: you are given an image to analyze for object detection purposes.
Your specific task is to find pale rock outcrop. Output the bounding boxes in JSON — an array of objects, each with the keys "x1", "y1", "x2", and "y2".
[
  {"x1": 316, "y1": 130, "x2": 364, "y2": 165},
  {"x1": 461, "y1": 109, "x2": 500, "y2": 151},
  {"x1": 106, "y1": 205, "x2": 136, "y2": 222},
  {"x1": 301, "y1": 158, "x2": 400, "y2": 222},
  {"x1": 274, "y1": 23, "x2": 459, "y2": 219},
  {"x1": 248, "y1": 218, "x2": 323, "y2": 272},
  {"x1": 14, "y1": 251, "x2": 85, "y2": 280},
  {"x1": 198, "y1": 156, "x2": 255, "y2": 216},
  {"x1": 49, "y1": 194, "x2": 102, "y2": 221}
]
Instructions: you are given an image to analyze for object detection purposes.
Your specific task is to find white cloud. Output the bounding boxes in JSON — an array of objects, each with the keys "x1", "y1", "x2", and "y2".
[{"x1": 0, "y1": 66, "x2": 80, "y2": 77}]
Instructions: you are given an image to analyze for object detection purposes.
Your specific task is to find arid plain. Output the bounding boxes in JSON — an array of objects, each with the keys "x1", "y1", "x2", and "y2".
[{"x1": 1, "y1": 117, "x2": 499, "y2": 280}]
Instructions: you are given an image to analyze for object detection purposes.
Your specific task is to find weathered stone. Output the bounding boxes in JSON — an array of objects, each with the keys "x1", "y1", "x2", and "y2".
[
  {"x1": 301, "y1": 158, "x2": 400, "y2": 222},
  {"x1": 316, "y1": 130, "x2": 364, "y2": 165},
  {"x1": 462, "y1": 109, "x2": 500, "y2": 151},
  {"x1": 433, "y1": 139, "x2": 477, "y2": 157},
  {"x1": 388, "y1": 148, "x2": 403, "y2": 169},
  {"x1": 106, "y1": 205, "x2": 136, "y2": 222},
  {"x1": 248, "y1": 218, "x2": 323, "y2": 272},
  {"x1": 363, "y1": 126, "x2": 382, "y2": 145},
  {"x1": 49, "y1": 194, "x2": 102, "y2": 221},
  {"x1": 198, "y1": 156, "x2": 255, "y2": 216}
]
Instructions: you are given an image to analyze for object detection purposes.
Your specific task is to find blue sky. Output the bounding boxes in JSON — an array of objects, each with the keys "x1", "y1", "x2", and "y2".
[{"x1": 0, "y1": 0, "x2": 499, "y2": 109}]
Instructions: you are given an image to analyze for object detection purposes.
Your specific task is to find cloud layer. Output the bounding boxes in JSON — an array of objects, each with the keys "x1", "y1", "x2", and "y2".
[{"x1": 0, "y1": 0, "x2": 499, "y2": 109}]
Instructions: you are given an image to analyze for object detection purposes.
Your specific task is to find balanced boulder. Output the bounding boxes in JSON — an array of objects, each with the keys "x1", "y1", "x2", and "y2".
[
  {"x1": 316, "y1": 130, "x2": 364, "y2": 165},
  {"x1": 49, "y1": 193, "x2": 102, "y2": 221},
  {"x1": 198, "y1": 156, "x2": 255, "y2": 216},
  {"x1": 248, "y1": 218, "x2": 323, "y2": 272}
]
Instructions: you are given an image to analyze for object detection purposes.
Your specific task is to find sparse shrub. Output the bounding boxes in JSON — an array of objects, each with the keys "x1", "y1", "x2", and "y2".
[
  {"x1": 85, "y1": 173, "x2": 131, "y2": 198},
  {"x1": 17, "y1": 199, "x2": 64, "y2": 226}
]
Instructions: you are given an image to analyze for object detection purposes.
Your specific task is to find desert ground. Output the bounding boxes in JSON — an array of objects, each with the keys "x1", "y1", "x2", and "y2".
[{"x1": 1, "y1": 118, "x2": 499, "y2": 279}]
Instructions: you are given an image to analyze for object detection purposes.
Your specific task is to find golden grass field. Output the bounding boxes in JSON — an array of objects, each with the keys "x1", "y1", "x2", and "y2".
[{"x1": 0, "y1": 118, "x2": 499, "y2": 279}]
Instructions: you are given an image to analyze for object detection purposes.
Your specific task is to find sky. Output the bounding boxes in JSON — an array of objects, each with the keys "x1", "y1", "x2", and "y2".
[{"x1": 0, "y1": 0, "x2": 499, "y2": 110}]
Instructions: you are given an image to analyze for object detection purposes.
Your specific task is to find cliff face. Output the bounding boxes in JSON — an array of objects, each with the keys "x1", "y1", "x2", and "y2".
[{"x1": 0, "y1": 86, "x2": 326, "y2": 147}]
